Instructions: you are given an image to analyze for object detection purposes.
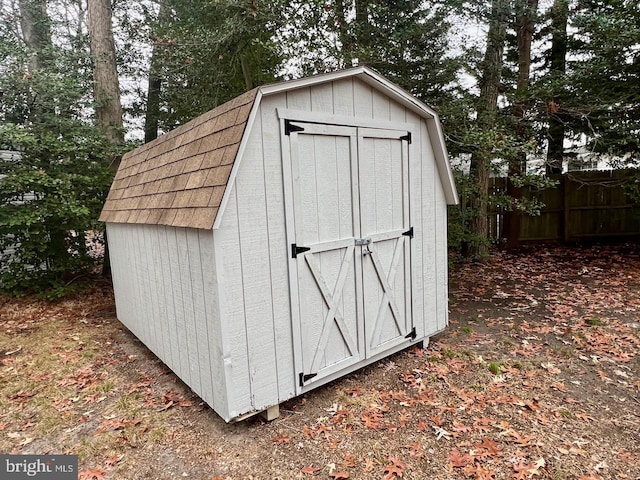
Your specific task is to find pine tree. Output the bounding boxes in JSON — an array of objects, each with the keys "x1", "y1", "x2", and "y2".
[
  {"x1": 545, "y1": 0, "x2": 569, "y2": 173},
  {"x1": 503, "y1": 0, "x2": 538, "y2": 247},
  {"x1": 149, "y1": 0, "x2": 283, "y2": 130},
  {"x1": 569, "y1": 0, "x2": 640, "y2": 158},
  {"x1": 465, "y1": 0, "x2": 511, "y2": 259}
]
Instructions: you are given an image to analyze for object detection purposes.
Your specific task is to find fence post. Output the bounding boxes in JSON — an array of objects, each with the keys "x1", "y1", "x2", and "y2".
[
  {"x1": 563, "y1": 175, "x2": 571, "y2": 242},
  {"x1": 505, "y1": 176, "x2": 521, "y2": 249}
]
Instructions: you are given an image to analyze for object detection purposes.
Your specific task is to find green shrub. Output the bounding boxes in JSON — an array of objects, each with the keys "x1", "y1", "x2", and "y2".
[
  {"x1": 0, "y1": 45, "x2": 117, "y2": 295},
  {"x1": 0, "y1": 122, "x2": 113, "y2": 295}
]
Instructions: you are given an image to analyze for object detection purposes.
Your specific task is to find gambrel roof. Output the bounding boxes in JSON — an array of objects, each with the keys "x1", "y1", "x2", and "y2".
[
  {"x1": 99, "y1": 89, "x2": 258, "y2": 229},
  {"x1": 100, "y1": 67, "x2": 458, "y2": 230}
]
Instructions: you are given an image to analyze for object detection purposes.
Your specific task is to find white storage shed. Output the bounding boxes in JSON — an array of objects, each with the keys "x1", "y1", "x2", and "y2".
[{"x1": 100, "y1": 67, "x2": 458, "y2": 422}]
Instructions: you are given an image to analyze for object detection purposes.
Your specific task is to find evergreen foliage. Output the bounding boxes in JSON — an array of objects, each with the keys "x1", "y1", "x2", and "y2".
[
  {"x1": 568, "y1": 0, "x2": 640, "y2": 157},
  {"x1": 280, "y1": 0, "x2": 461, "y2": 109},
  {"x1": 150, "y1": 0, "x2": 284, "y2": 130},
  {"x1": 0, "y1": 25, "x2": 114, "y2": 295}
]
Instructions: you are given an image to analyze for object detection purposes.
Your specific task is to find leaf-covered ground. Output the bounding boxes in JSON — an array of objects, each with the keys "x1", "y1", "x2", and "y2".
[{"x1": 1, "y1": 244, "x2": 639, "y2": 480}]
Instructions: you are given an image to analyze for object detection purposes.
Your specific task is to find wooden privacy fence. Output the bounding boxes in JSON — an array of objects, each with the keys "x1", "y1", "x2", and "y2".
[{"x1": 490, "y1": 170, "x2": 640, "y2": 244}]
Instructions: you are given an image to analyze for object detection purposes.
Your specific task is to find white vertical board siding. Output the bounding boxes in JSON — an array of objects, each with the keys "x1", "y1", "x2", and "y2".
[
  {"x1": 105, "y1": 224, "x2": 130, "y2": 327},
  {"x1": 158, "y1": 226, "x2": 185, "y2": 385},
  {"x1": 165, "y1": 228, "x2": 192, "y2": 387},
  {"x1": 372, "y1": 89, "x2": 391, "y2": 119},
  {"x1": 126, "y1": 227, "x2": 145, "y2": 342},
  {"x1": 259, "y1": 96, "x2": 296, "y2": 401},
  {"x1": 287, "y1": 78, "x2": 392, "y2": 117},
  {"x1": 106, "y1": 223, "x2": 226, "y2": 414},
  {"x1": 234, "y1": 110, "x2": 280, "y2": 412},
  {"x1": 143, "y1": 226, "x2": 162, "y2": 358},
  {"x1": 286, "y1": 87, "x2": 312, "y2": 111},
  {"x1": 214, "y1": 94, "x2": 304, "y2": 416},
  {"x1": 353, "y1": 80, "x2": 374, "y2": 118},
  {"x1": 389, "y1": 98, "x2": 407, "y2": 123},
  {"x1": 332, "y1": 78, "x2": 355, "y2": 116},
  {"x1": 185, "y1": 229, "x2": 214, "y2": 404},
  {"x1": 310, "y1": 82, "x2": 334, "y2": 113},
  {"x1": 175, "y1": 228, "x2": 202, "y2": 396},
  {"x1": 146, "y1": 226, "x2": 169, "y2": 367},
  {"x1": 197, "y1": 229, "x2": 228, "y2": 417},
  {"x1": 434, "y1": 171, "x2": 449, "y2": 332},
  {"x1": 419, "y1": 121, "x2": 439, "y2": 337},
  {"x1": 212, "y1": 193, "x2": 253, "y2": 417}
]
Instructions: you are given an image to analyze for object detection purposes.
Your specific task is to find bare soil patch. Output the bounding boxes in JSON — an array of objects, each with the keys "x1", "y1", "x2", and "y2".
[{"x1": 1, "y1": 244, "x2": 638, "y2": 479}]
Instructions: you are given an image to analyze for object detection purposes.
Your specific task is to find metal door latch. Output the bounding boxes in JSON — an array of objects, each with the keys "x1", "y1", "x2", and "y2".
[{"x1": 355, "y1": 237, "x2": 372, "y2": 255}]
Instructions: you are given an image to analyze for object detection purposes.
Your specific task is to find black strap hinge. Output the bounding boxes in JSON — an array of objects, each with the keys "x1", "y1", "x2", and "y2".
[
  {"x1": 285, "y1": 119, "x2": 305, "y2": 135},
  {"x1": 405, "y1": 327, "x2": 417, "y2": 340},
  {"x1": 299, "y1": 372, "x2": 317, "y2": 386},
  {"x1": 291, "y1": 243, "x2": 310, "y2": 258},
  {"x1": 402, "y1": 227, "x2": 414, "y2": 238},
  {"x1": 400, "y1": 132, "x2": 412, "y2": 144}
]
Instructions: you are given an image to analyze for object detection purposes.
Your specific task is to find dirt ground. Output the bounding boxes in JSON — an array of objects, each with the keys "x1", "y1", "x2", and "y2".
[{"x1": 1, "y1": 243, "x2": 638, "y2": 480}]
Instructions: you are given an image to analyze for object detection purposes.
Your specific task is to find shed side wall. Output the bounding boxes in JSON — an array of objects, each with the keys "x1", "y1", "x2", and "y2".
[
  {"x1": 418, "y1": 118, "x2": 439, "y2": 337},
  {"x1": 106, "y1": 223, "x2": 228, "y2": 419},
  {"x1": 434, "y1": 165, "x2": 449, "y2": 332}
]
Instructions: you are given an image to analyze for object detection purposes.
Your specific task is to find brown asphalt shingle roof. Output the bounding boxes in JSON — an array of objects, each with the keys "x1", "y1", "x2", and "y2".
[{"x1": 99, "y1": 88, "x2": 258, "y2": 230}]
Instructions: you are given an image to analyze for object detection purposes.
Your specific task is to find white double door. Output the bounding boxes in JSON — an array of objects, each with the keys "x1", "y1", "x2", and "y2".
[{"x1": 285, "y1": 121, "x2": 414, "y2": 388}]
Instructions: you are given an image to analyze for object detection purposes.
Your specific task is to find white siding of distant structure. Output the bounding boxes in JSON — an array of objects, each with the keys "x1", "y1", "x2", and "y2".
[{"x1": 1, "y1": 150, "x2": 35, "y2": 270}]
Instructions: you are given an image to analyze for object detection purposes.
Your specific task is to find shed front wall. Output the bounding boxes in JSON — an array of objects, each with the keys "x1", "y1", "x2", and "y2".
[
  {"x1": 106, "y1": 222, "x2": 229, "y2": 419},
  {"x1": 214, "y1": 77, "x2": 449, "y2": 419}
]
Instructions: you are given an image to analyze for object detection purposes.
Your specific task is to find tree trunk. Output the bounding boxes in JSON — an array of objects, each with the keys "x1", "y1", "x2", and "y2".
[
  {"x1": 88, "y1": 0, "x2": 124, "y2": 162},
  {"x1": 18, "y1": 0, "x2": 52, "y2": 71},
  {"x1": 144, "y1": 0, "x2": 169, "y2": 143},
  {"x1": 144, "y1": 68, "x2": 162, "y2": 143},
  {"x1": 334, "y1": 0, "x2": 353, "y2": 67},
  {"x1": 546, "y1": 0, "x2": 568, "y2": 174},
  {"x1": 505, "y1": 0, "x2": 538, "y2": 249},
  {"x1": 87, "y1": 0, "x2": 123, "y2": 277},
  {"x1": 466, "y1": 0, "x2": 510, "y2": 260},
  {"x1": 354, "y1": 0, "x2": 370, "y2": 66},
  {"x1": 515, "y1": 0, "x2": 537, "y2": 94}
]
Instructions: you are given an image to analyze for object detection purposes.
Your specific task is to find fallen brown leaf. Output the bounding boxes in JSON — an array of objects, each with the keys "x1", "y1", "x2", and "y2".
[{"x1": 300, "y1": 465, "x2": 321, "y2": 475}]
